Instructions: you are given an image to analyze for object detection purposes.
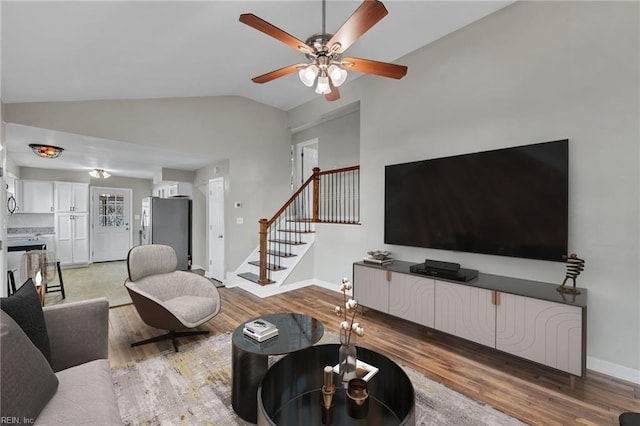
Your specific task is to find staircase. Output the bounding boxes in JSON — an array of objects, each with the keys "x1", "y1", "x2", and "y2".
[{"x1": 230, "y1": 166, "x2": 360, "y2": 292}]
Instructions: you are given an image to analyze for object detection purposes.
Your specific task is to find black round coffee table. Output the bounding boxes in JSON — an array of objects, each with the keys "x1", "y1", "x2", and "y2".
[
  {"x1": 231, "y1": 312, "x2": 324, "y2": 423},
  {"x1": 258, "y1": 344, "x2": 415, "y2": 425}
]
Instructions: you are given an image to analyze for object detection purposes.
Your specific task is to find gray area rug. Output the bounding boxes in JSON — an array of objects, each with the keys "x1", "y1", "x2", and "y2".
[{"x1": 112, "y1": 331, "x2": 527, "y2": 425}]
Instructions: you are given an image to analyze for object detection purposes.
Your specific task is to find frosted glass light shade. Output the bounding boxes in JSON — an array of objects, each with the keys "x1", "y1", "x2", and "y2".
[
  {"x1": 299, "y1": 65, "x2": 319, "y2": 87},
  {"x1": 315, "y1": 75, "x2": 331, "y2": 94},
  {"x1": 328, "y1": 65, "x2": 347, "y2": 87}
]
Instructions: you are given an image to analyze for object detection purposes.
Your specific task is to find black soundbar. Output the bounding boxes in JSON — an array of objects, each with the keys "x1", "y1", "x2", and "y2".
[
  {"x1": 424, "y1": 259, "x2": 460, "y2": 273},
  {"x1": 410, "y1": 262, "x2": 478, "y2": 282}
]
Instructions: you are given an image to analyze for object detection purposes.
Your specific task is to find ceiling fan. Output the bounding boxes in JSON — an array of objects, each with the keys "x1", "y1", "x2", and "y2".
[{"x1": 239, "y1": 0, "x2": 408, "y2": 102}]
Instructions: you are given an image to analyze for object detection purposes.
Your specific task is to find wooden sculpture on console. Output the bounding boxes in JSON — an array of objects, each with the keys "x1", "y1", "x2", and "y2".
[{"x1": 557, "y1": 253, "x2": 585, "y2": 295}]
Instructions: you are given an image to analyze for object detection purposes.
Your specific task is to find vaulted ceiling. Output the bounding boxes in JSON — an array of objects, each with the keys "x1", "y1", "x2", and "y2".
[{"x1": 1, "y1": 1, "x2": 512, "y2": 178}]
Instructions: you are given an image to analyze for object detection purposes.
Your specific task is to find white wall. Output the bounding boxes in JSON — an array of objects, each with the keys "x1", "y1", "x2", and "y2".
[
  {"x1": 292, "y1": 109, "x2": 361, "y2": 286},
  {"x1": 289, "y1": 1, "x2": 640, "y2": 381}
]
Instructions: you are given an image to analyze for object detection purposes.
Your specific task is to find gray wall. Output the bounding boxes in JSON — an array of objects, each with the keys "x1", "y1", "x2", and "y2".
[
  {"x1": 289, "y1": 1, "x2": 640, "y2": 380},
  {"x1": 4, "y1": 96, "x2": 292, "y2": 273}
]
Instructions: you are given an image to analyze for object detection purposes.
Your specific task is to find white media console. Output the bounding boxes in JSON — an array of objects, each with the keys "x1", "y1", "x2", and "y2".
[{"x1": 353, "y1": 261, "x2": 587, "y2": 382}]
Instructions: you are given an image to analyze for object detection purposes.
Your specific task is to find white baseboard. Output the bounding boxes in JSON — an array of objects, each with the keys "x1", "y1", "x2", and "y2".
[{"x1": 587, "y1": 356, "x2": 640, "y2": 384}]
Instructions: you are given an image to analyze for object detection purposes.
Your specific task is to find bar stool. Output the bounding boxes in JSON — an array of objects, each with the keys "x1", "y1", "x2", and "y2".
[
  {"x1": 43, "y1": 251, "x2": 65, "y2": 299},
  {"x1": 19, "y1": 250, "x2": 65, "y2": 300}
]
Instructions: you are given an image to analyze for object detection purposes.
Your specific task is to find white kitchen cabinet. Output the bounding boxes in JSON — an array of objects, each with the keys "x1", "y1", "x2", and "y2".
[
  {"x1": 55, "y1": 182, "x2": 89, "y2": 213},
  {"x1": 55, "y1": 213, "x2": 89, "y2": 266},
  {"x1": 153, "y1": 182, "x2": 193, "y2": 198},
  {"x1": 434, "y1": 281, "x2": 496, "y2": 347},
  {"x1": 389, "y1": 272, "x2": 436, "y2": 328},
  {"x1": 14, "y1": 180, "x2": 54, "y2": 213},
  {"x1": 496, "y1": 293, "x2": 583, "y2": 376}
]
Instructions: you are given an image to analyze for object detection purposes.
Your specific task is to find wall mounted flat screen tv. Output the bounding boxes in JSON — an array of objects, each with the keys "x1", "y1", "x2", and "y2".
[{"x1": 384, "y1": 140, "x2": 568, "y2": 262}]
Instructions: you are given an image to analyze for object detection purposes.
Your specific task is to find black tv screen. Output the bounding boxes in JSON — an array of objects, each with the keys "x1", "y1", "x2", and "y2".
[{"x1": 384, "y1": 140, "x2": 568, "y2": 262}]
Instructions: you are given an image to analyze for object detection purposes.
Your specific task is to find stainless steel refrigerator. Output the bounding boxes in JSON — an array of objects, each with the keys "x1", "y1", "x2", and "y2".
[{"x1": 140, "y1": 197, "x2": 192, "y2": 270}]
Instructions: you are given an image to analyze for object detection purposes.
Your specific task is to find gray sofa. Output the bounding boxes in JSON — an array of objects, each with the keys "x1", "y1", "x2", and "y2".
[{"x1": 1, "y1": 297, "x2": 121, "y2": 425}]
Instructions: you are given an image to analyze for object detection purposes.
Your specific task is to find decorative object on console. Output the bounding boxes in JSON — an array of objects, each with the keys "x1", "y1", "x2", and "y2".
[
  {"x1": 557, "y1": 253, "x2": 585, "y2": 295},
  {"x1": 89, "y1": 168, "x2": 111, "y2": 179},
  {"x1": 334, "y1": 278, "x2": 364, "y2": 384},
  {"x1": 29, "y1": 143, "x2": 64, "y2": 158},
  {"x1": 365, "y1": 250, "x2": 393, "y2": 265}
]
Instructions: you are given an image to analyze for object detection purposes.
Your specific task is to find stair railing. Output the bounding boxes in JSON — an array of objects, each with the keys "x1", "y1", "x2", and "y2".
[{"x1": 257, "y1": 165, "x2": 360, "y2": 284}]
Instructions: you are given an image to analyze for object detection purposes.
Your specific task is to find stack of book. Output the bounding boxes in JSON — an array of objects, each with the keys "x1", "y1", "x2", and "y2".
[
  {"x1": 363, "y1": 256, "x2": 393, "y2": 266},
  {"x1": 243, "y1": 318, "x2": 279, "y2": 342}
]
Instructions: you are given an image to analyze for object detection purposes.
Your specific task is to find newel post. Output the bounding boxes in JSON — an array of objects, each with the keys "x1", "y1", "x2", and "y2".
[
  {"x1": 312, "y1": 167, "x2": 320, "y2": 222},
  {"x1": 258, "y1": 218, "x2": 269, "y2": 284}
]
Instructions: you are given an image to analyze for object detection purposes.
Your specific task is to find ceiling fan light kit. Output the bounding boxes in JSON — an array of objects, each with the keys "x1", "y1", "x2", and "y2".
[
  {"x1": 89, "y1": 168, "x2": 111, "y2": 179},
  {"x1": 240, "y1": 0, "x2": 407, "y2": 102}
]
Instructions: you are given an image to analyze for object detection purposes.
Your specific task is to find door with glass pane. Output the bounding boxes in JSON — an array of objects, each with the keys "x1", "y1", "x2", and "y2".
[{"x1": 91, "y1": 187, "x2": 132, "y2": 262}]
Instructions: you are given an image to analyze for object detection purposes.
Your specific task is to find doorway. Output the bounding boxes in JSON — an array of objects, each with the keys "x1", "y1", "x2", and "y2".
[
  {"x1": 295, "y1": 139, "x2": 319, "y2": 187},
  {"x1": 90, "y1": 187, "x2": 132, "y2": 262},
  {"x1": 208, "y1": 178, "x2": 225, "y2": 282}
]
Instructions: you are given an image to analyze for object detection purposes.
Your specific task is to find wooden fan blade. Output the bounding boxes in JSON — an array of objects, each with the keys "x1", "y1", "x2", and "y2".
[
  {"x1": 327, "y1": 0, "x2": 388, "y2": 54},
  {"x1": 240, "y1": 14, "x2": 312, "y2": 54},
  {"x1": 325, "y1": 80, "x2": 340, "y2": 102},
  {"x1": 342, "y1": 57, "x2": 408, "y2": 79},
  {"x1": 252, "y1": 63, "x2": 305, "y2": 84}
]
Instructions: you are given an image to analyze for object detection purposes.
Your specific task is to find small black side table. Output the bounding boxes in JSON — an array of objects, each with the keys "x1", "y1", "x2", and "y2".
[{"x1": 231, "y1": 312, "x2": 324, "y2": 423}]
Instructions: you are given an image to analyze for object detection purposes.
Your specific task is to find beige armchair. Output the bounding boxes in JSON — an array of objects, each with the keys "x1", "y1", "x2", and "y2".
[{"x1": 124, "y1": 244, "x2": 221, "y2": 352}]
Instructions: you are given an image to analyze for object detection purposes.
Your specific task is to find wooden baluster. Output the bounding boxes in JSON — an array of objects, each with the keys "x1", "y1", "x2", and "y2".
[
  {"x1": 258, "y1": 218, "x2": 269, "y2": 284},
  {"x1": 312, "y1": 167, "x2": 320, "y2": 222}
]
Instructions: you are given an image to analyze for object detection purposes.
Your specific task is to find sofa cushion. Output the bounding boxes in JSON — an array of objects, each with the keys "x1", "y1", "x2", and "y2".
[
  {"x1": 1, "y1": 278, "x2": 52, "y2": 363},
  {"x1": 0, "y1": 310, "x2": 59, "y2": 422},
  {"x1": 34, "y1": 359, "x2": 121, "y2": 426}
]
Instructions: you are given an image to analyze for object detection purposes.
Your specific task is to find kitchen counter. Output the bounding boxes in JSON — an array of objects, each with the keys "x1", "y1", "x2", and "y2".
[{"x1": 7, "y1": 239, "x2": 47, "y2": 252}]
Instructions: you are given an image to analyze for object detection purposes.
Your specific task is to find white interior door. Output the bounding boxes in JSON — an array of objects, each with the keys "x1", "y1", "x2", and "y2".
[
  {"x1": 296, "y1": 139, "x2": 319, "y2": 186},
  {"x1": 208, "y1": 178, "x2": 225, "y2": 282},
  {"x1": 295, "y1": 139, "x2": 318, "y2": 219},
  {"x1": 91, "y1": 187, "x2": 132, "y2": 262}
]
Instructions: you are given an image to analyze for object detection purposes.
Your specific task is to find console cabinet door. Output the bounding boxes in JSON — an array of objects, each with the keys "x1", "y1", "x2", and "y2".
[
  {"x1": 496, "y1": 293, "x2": 583, "y2": 376},
  {"x1": 389, "y1": 274, "x2": 436, "y2": 328},
  {"x1": 435, "y1": 281, "x2": 496, "y2": 347},
  {"x1": 354, "y1": 265, "x2": 389, "y2": 313}
]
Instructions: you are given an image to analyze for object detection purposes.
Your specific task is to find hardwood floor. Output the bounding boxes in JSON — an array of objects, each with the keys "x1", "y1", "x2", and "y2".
[{"x1": 108, "y1": 285, "x2": 639, "y2": 425}]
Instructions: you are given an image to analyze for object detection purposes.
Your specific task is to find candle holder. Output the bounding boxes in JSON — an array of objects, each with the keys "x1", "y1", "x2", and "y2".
[
  {"x1": 346, "y1": 377, "x2": 369, "y2": 419},
  {"x1": 321, "y1": 365, "x2": 336, "y2": 409},
  {"x1": 321, "y1": 366, "x2": 336, "y2": 425}
]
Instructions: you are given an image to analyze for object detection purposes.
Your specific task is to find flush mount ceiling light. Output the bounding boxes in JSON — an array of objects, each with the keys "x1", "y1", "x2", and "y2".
[
  {"x1": 89, "y1": 169, "x2": 111, "y2": 179},
  {"x1": 29, "y1": 143, "x2": 65, "y2": 158},
  {"x1": 239, "y1": 0, "x2": 407, "y2": 102}
]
